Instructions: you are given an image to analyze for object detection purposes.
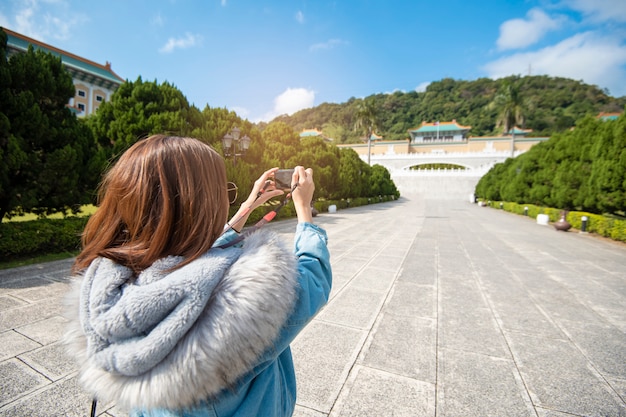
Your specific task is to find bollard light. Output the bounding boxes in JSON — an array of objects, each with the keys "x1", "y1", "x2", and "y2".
[
  {"x1": 524, "y1": 206, "x2": 528, "y2": 216},
  {"x1": 581, "y1": 216, "x2": 588, "y2": 233},
  {"x1": 500, "y1": 202, "x2": 503, "y2": 209}
]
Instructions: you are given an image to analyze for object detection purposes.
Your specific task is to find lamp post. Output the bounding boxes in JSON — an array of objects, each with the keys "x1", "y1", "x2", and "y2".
[{"x1": 222, "y1": 126, "x2": 251, "y2": 166}]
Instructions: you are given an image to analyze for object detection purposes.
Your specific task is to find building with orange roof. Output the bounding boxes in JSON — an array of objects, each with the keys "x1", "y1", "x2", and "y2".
[
  {"x1": 3, "y1": 27, "x2": 124, "y2": 117},
  {"x1": 364, "y1": 131, "x2": 383, "y2": 141},
  {"x1": 596, "y1": 112, "x2": 622, "y2": 121},
  {"x1": 299, "y1": 128, "x2": 334, "y2": 142}
]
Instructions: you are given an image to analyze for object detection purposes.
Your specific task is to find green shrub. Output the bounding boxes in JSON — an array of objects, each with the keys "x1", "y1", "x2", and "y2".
[
  {"x1": 0, "y1": 217, "x2": 88, "y2": 260},
  {"x1": 487, "y1": 201, "x2": 626, "y2": 243}
]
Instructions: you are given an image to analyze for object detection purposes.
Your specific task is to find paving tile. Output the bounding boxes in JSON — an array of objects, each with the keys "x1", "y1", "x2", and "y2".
[
  {"x1": 383, "y1": 281, "x2": 435, "y2": 319},
  {"x1": 16, "y1": 315, "x2": 69, "y2": 345},
  {"x1": 0, "y1": 358, "x2": 50, "y2": 406},
  {"x1": 350, "y1": 266, "x2": 397, "y2": 292},
  {"x1": 361, "y1": 313, "x2": 436, "y2": 383},
  {"x1": 0, "y1": 300, "x2": 63, "y2": 332},
  {"x1": 436, "y1": 348, "x2": 533, "y2": 417},
  {"x1": 368, "y1": 254, "x2": 404, "y2": 271},
  {"x1": 18, "y1": 342, "x2": 76, "y2": 381},
  {"x1": 10, "y1": 279, "x2": 71, "y2": 303},
  {"x1": 0, "y1": 330, "x2": 41, "y2": 361},
  {"x1": 0, "y1": 277, "x2": 50, "y2": 293},
  {"x1": 291, "y1": 321, "x2": 366, "y2": 413},
  {"x1": 439, "y1": 305, "x2": 510, "y2": 359},
  {"x1": 293, "y1": 406, "x2": 327, "y2": 417},
  {"x1": 330, "y1": 366, "x2": 435, "y2": 417},
  {"x1": 318, "y1": 286, "x2": 386, "y2": 330},
  {"x1": 556, "y1": 319, "x2": 626, "y2": 379},
  {"x1": 0, "y1": 376, "x2": 91, "y2": 417},
  {"x1": 506, "y1": 332, "x2": 626, "y2": 416},
  {"x1": 0, "y1": 295, "x2": 25, "y2": 312}
]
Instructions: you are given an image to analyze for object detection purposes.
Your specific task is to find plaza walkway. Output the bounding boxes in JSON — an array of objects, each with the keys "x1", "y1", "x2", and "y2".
[{"x1": 1, "y1": 195, "x2": 625, "y2": 416}]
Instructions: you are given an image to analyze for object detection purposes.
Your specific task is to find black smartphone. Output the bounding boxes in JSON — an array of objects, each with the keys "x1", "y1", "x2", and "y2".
[{"x1": 274, "y1": 169, "x2": 294, "y2": 190}]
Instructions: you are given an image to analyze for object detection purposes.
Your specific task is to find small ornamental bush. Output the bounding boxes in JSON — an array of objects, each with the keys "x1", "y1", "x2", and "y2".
[{"x1": 485, "y1": 201, "x2": 626, "y2": 243}]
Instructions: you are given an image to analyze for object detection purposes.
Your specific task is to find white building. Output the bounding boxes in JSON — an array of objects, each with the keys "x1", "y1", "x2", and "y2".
[{"x1": 4, "y1": 27, "x2": 124, "y2": 117}]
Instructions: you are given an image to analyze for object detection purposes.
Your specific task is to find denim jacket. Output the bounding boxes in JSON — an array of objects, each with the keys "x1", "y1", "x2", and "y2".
[{"x1": 115, "y1": 222, "x2": 332, "y2": 417}]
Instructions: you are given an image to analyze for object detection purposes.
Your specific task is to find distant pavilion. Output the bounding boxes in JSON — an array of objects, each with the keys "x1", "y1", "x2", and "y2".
[
  {"x1": 299, "y1": 128, "x2": 333, "y2": 142},
  {"x1": 408, "y1": 120, "x2": 471, "y2": 143},
  {"x1": 597, "y1": 112, "x2": 621, "y2": 121}
]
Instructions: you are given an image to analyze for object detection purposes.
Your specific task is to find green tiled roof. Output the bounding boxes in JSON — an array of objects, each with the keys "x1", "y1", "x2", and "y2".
[
  {"x1": 410, "y1": 122, "x2": 471, "y2": 134},
  {"x1": 300, "y1": 130, "x2": 322, "y2": 137},
  {"x1": 506, "y1": 127, "x2": 531, "y2": 135}
]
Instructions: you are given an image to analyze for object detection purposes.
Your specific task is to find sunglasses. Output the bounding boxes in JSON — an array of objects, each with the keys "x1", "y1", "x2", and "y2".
[{"x1": 227, "y1": 182, "x2": 238, "y2": 204}]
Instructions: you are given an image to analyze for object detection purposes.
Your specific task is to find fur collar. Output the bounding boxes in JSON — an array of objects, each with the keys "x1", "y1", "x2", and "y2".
[{"x1": 64, "y1": 230, "x2": 298, "y2": 410}]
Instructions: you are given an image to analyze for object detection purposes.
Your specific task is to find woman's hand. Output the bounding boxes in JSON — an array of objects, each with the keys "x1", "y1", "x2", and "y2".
[
  {"x1": 291, "y1": 166, "x2": 315, "y2": 224},
  {"x1": 243, "y1": 167, "x2": 285, "y2": 210},
  {"x1": 226, "y1": 168, "x2": 284, "y2": 232}
]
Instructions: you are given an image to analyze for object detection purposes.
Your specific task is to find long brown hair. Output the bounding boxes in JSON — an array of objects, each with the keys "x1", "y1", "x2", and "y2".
[{"x1": 72, "y1": 135, "x2": 229, "y2": 275}]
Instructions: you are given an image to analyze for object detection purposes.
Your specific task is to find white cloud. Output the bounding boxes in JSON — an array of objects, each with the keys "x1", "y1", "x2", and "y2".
[
  {"x1": 497, "y1": 8, "x2": 565, "y2": 50},
  {"x1": 2, "y1": 0, "x2": 86, "y2": 43},
  {"x1": 257, "y1": 88, "x2": 316, "y2": 122},
  {"x1": 295, "y1": 10, "x2": 304, "y2": 24},
  {"x1": 159, "y1": 33, "x2": 202, "y2": 53},
  {"x1": 415, "y1": 82, "x2": 431, "y2": 93},
  {"x1": 484, "y1": 31, "x2": 626, "y2": 96},
  {"x1": 309, "y1": 38, "x2": 349, "y2": 52},
  {"x1": 562, "y1": 0, "x2": 626, "y2": 23}
]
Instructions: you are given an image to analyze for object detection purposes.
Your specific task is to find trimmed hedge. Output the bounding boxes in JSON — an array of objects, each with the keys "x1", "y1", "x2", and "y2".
[
  {"x1": 2, "y1": 195, "x2": 399, "y2": 261},
  {"x1": 0, "y1": 217, "x2": 88, "y2": 260},
  {"x1": 485, "y1": 201, "x2": 626, "y2": 243}
]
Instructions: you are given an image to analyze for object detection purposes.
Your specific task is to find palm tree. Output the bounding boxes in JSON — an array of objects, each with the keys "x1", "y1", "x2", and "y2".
[
  {"x1": 353, "y1": 98, "x2": 380, "y2": 165},
  {"x1": 490, "y1": 79, "x2": 527, "y2": 157}
]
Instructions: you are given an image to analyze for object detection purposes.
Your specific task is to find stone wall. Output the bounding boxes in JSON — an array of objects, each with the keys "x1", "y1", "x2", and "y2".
[{"x1": 392, "y1": 172, "x2": 480, "y2": 201}]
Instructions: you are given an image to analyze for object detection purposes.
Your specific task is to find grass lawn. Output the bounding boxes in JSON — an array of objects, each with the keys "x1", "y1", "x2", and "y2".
[
  {"x1": 0, "y1": 205, "x2": 96, "y2": 269},
  {"x1": 1, "y1": 205, "x2": 98, "y2": 223}
]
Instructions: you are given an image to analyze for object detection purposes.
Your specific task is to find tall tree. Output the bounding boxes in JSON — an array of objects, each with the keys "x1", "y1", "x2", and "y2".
[
  {"x1": 0, "y1": 29, "x2": 99, "y2": 219},
  {"x1": 353, "y1": 98, "x2": 380, "y2": 165},
  {"x1": 87, "y1": 76, "x2": 202, "y2": 161},
  {"x1": 488, "y1": 78, "x2": 528, "y2": 157},
  {"x1": 338, "y1": 148, "x2": 370, "y2": 198}
]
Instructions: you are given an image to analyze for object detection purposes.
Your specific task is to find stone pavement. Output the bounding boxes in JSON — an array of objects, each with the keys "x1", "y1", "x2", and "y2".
[{"x1": 1, "y1": 195, "x2": 625, "y2": 416}]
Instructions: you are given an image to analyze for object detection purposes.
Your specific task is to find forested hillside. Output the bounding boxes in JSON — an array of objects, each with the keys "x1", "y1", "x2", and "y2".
[{"x1": 272, "y1": 75, "x2": 626, "y2": 143}]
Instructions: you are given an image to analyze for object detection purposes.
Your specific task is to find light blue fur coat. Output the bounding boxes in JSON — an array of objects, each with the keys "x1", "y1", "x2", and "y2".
[{"x1": 64, "y1": 230, "x2": 299, "y2": 411}]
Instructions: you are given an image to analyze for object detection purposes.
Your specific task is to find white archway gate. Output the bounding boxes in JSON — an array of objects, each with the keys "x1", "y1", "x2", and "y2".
[{"x1": 365, "y1": 151, "x2": 518, "y2": 200}]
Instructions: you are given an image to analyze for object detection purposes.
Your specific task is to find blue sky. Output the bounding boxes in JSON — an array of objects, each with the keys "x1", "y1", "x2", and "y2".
[{"x1": 1, "y1": 0, "x2": 625, "y2": 122}]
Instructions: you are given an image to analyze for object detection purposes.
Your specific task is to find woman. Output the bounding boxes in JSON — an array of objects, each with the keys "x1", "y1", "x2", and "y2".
[{"x1": 64, "y1": 134, "x2": 332, "y2": 417}]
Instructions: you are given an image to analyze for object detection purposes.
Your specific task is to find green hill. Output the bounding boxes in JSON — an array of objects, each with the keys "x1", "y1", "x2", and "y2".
[{"x1": 270, "y1": 75, "x2": 625, "y2": 143}]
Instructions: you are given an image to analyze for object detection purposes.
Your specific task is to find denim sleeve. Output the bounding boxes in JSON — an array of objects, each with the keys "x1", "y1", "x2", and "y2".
[
  {"x1": 272, "y1": 222, "x2": 332, "y2": 351},
  {"x1": 212, "y1": 228, "x2": 239, "y2": 248}
]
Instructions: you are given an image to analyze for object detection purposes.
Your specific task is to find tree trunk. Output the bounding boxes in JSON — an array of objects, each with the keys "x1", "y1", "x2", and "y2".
[
  {"x1": 367, "y1": 128, "x2": 372, "y2": 165},
  {"x1": 511, "y1": 132, "x2": 516, "y2": 157}
]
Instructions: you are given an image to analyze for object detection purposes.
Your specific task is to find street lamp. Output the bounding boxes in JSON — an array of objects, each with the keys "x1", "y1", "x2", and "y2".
[{"x1": 222, "y1": 126, "x2": 251, "y2": 166}]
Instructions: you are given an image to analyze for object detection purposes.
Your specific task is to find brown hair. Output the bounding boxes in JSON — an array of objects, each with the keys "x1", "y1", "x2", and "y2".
[{"x1": 72, "y1": 135, "x2": 229, "y2": 275}]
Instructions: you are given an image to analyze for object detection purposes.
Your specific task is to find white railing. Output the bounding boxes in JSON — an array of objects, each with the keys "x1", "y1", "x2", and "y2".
[
  {"x1": 369, "y1": 150, "x2": 522, "y2": 160},
  {"x1": 392, "y1": 168, "x2": 488, "y2": 177}
]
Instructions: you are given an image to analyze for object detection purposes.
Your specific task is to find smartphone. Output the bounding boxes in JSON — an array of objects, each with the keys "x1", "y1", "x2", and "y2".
[{"x1": 274, "y1": 169, "x2": 294, "y2": 190}]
